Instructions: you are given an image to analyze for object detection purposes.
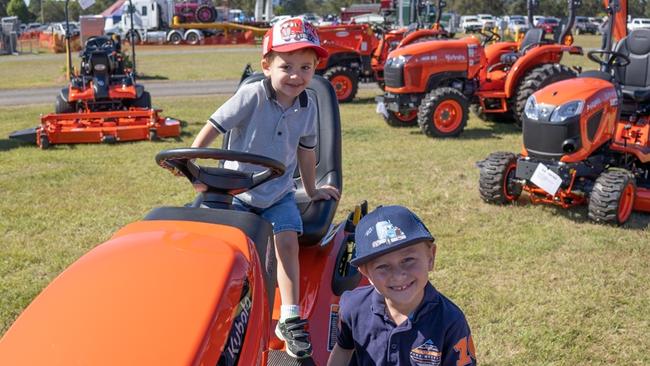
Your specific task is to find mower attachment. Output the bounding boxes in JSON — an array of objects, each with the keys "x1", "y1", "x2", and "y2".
[{"x1": 34, "y1": 109, "x2": 181, "y2": 148}]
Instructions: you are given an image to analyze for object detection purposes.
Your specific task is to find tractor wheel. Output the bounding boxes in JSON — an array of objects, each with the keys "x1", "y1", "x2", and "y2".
[
  {"x1": 131, "y1": 91, "x2": 152, "y2": 109},
  {"x1": 149, "y1": 129, "x2": 159, "y2": 141},
  {"x1": 168, "y1": 32, "x2": 183, "y2": 45},
  {"x1": 478, "y1": 151, "x2": 522, "y2": 204},
  {"x1": 55, "y1": 95, "x2": 75, "y2": 114},
  {"x1": 512, "y1": 64, "x2": 576, "y2": 128},
  {"x1": 196, "y1": 5, "x2": 216, "y2": 23},
  {"x1": 383, "y1": 110, "x2": 418, "y2": 127},
  {"x1": 39, "y1": 134, "x2": 50, "y2": 150},
  {"x1": 324, "y1": 66, "x2": 358, "y2": 103},
  {"x1": 418, "y1": 87, "x2": 468, "y2": 138},
  {"x1": 125, "y1": 30, "x2": 141, "y2": 45},
  {"x1": 588, "y1": 170, "x2": 636, "y2": 225}
]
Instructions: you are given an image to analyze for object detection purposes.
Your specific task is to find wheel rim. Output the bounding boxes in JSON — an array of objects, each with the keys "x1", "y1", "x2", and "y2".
[
  {"x1": 503, "y1": 163, "x2": 518, "y2": 201},
  {"x1": 394, "y1": 110, "x2": 417, "y2": 122},
  {"x1": 433, "y1": 100, "x2": 463, "y2": 133},
  {"x1": 330, "y1": 75, "x2": 353, "y2": 101},
  {"x1": 618, "y1": 182, "x2": 635, "y2": 223}
]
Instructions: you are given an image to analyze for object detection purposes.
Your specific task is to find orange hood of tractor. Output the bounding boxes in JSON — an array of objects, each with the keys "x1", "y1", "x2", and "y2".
[
  {"x1": 531, "y1": 77, "x2": 616, "y2": 106},
  {"x1": 0, "y1": 220, "x2": 253, "y2": 365}
]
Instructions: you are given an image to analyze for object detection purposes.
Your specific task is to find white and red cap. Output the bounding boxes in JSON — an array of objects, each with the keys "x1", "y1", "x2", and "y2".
[{"x1": 262, "y1": 17, "x2": 328, "y2": 59}]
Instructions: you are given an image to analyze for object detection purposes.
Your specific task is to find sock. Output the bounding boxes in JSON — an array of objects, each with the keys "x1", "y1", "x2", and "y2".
[{"x1": 280, "y1": 305, "x2": 300, "y2": 322}]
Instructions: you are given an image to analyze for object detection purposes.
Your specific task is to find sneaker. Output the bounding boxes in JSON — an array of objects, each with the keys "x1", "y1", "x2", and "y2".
[{"x1": 275, "y1": 317, "x2": 313, "y2": 359}]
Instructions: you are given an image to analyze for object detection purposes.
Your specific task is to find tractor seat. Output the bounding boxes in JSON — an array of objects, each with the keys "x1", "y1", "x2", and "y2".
[
  {"x1": 613, "y1": 29, "x2": 650, "y2": 102},
  {"x1": 227, "y1": 73, "x2": 342, "y2": 247},
  {"x1": 494, "y1": 28, "x2": 545, "y2": 69}
]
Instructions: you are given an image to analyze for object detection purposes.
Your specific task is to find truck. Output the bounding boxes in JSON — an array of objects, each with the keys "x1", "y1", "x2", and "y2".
[{"x1": 106, "y1": 0, "x2": 267, "y2": 45}]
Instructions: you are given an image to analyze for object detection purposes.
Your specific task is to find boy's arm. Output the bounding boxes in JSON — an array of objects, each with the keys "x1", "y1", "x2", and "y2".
[
  {"x1": 442, "y1": 320, "x2": 477, "y2": 366},
  {"x1": 297, "y1": 148, "x2": 340, "y2": 201},
  {"x1": 327, "y1": 344, "x2": 353, "y2": 366},
  {"x1": 191, "y1": 123, "x2": 220, "y2": 148}
]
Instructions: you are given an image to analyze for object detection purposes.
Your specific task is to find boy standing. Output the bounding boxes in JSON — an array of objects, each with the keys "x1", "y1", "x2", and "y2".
[
  {"x1": 328, "y1": 206, "x2": 476, "y2": 366},
  {"x1": 191, "y1": 18, "x2": 340, "y2": 359}
]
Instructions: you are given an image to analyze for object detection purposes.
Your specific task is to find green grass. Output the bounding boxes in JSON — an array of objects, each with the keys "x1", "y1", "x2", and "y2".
[{"x1": 1, "y1": 87, "x2": 648, "y2": 364}]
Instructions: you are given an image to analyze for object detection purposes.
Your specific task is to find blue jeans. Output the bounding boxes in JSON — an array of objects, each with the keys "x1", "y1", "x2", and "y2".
[{"x1": 232, "y1": 192, "x2": 303, "y2": 235}]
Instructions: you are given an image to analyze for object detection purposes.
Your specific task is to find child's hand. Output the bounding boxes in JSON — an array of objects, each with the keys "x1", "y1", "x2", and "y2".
[
  {"x1": 193, "y1": 182, "x2": 208, "y2": 192},
  {"x1": 309, "y1": 185, "x2": 340, "y2": 201}
]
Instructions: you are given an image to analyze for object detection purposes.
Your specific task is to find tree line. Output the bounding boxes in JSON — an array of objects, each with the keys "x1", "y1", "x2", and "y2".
[{"x1": 1, "y1": 0, "x2": 647, "y2": 24}]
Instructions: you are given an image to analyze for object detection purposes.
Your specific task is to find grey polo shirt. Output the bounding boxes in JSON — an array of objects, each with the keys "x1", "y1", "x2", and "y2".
[{"x1": 208, "y1": 78, "x2": 317, "y2": 208}]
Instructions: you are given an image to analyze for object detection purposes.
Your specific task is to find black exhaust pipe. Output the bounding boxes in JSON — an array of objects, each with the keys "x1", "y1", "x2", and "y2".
[{"x1": 558, "y1": 0, "x2": 581, "y2": 44}]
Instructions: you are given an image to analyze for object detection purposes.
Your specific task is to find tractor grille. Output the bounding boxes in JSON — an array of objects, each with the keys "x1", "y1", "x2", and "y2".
[
  {"x1": 384, "y1": 63, "x2": 404, "y2": 88},
  {"x1": 523, "y1": 115, "x2": 581, "y2": 159}
]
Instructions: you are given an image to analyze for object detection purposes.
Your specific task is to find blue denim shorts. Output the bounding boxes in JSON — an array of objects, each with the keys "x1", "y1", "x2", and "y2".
[{"x1": 232, "y1": 192, "x2": 303, "y2": 235}]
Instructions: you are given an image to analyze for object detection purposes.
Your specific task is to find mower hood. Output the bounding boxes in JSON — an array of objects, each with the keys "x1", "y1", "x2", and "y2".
[{"x1": 0, "y1": 220, "x2": 255, "y2": 365}]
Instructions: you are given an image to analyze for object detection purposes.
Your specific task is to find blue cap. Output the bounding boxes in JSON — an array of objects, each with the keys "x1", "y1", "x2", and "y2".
[{"x1": 351, "y1": 205, "x2": 435, "y2": 267}]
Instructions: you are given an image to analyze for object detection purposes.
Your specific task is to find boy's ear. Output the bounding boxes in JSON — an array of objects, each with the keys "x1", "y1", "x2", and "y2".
[
  {"x1": 261, "y1": 58, "x2": 271, "y2": 77},
  {"x1": 429, "y1": 244, "x2": 437, "y2": 271}
]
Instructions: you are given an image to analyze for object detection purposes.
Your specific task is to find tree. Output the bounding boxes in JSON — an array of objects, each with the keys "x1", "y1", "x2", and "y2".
[{"x1": 7, "y1": 0, "x2": 33, "y2": 22}]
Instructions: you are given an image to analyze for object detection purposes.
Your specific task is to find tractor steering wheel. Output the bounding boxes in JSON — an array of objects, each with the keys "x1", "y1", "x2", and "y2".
[
  {"x1": 587, "y1": 50, "x2": 631, "y2": 69},
  {"x1": 479, "y1": 28, "x2": 501, "y2": 46},
  {"x1": 156, "y1": 148, "x2": 286, "y2": 196}
]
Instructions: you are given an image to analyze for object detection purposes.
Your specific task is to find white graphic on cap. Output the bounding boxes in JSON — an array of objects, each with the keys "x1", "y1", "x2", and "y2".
[{"x1": 370, "y1": 220, "x2": 406, "y2": 248}]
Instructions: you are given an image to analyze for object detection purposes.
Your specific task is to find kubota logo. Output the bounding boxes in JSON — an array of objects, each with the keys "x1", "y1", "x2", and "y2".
[{"x1": 218, "y1": 279, "x2": 252, "y2": 366}]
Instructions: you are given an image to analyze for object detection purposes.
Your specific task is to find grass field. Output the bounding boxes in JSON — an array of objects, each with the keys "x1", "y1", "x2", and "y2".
[{"x1": 1, "y1": 34, "x2": 649, "y2": 364}]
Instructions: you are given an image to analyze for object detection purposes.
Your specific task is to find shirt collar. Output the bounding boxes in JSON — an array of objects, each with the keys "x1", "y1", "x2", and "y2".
[
  {"x1": 262, "y1": 77, "x2": 308, "y2": 108},
  {"x1": 371, "y1": 282, "x2": 440, "y2": 323}
]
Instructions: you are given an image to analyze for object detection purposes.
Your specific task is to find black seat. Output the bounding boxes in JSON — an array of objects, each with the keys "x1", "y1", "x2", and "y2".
[
  {"x1": 613, "y1": 29, "x2": 650, "y2": 100},
  {"x1": 228, "y1": 73, "x2": 343, "y2": 247},
  {"x1": 89, "y1": 52, "x2": 111, "y2": 99},
  {"x1": 498, "y1": 28, "x2": 545, "y2": 66}
]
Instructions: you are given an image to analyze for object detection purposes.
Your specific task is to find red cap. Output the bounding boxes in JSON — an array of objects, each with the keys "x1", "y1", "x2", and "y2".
[{"x1": 262, "y1": 17, "x2": 328, "y2": 59}]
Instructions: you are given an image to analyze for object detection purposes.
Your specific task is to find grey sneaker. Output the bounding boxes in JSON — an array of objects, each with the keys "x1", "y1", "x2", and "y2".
[{"x1": 275, "y1": 317, "x2": 313, "y2": 359}]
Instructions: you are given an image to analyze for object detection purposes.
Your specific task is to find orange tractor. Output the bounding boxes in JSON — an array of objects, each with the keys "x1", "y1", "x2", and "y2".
[
  {"x1": 478, "y1": 0, "x2": 650, "y2": 225},
  {"x1": 377, "y1": 0, "x2": 583, "y2": 136},
  {"x1": 317, "y1": 0, "x2": 451, "y2": 102},
  {"x1": 9, "y1": 3, "x2": 180, "y2": 149}
]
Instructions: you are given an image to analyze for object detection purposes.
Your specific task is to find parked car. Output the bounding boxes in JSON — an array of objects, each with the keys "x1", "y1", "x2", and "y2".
[
  {"x1": 477, "y1": 13, "x2": 496, "y2": 29},
  {"x1": 588, "y1": 16, "x2": 605, "y2": 34},
  {"x1": 460, "y1": 15, "x2": 482, "y2": 33},
  {"x1": 536, "y1": 17, "x2": 560, "y2": 34},
  {"x1": 43, "y1": 22, "x2": 80, "y2": 37},
  {"x1": 508, "y1": 18, "x2": 529, "y2": 34},
  {"x1": 532, "y1": 15, "x2": 544, "y2": 26},
  {"x1": 350, "y1": 13, "x2": 384, "y2": 25},
  {"x1": 628, "y1": 18, "x2": 650, "y2": 31},
  {"x1": 574, "y1": 16, "x2": 598, "y2": 34}
]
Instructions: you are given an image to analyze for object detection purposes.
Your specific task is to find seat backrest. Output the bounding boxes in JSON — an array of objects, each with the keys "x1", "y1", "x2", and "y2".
[
  {"x1": 224, "y1": 73, "x2": 343, "y2": 247},
  {"x1": 614, "y1": 29, "x2": 650, "y2": 90},
  {"x1": 519, "y1": 28, "x2": 544, "y2": 52}
]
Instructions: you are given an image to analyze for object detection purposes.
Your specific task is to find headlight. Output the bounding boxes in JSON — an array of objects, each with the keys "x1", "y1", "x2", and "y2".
[
  {"x1": 389, "y1": 55, "x2": 412, "y2": 67},
  {"x1": 550, "y1": 100, "x2": 584, "y2": 122},
  {"x1": 523, "y1": 95, "x2": 555, "y2": 121}
]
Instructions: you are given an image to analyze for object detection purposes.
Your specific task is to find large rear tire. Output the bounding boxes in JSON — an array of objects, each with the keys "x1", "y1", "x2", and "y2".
[
  {"x1": 418, "y1": 87, "x2": 468, "y2": 138},
  {"x1": 55, "y1": 94, "x2": 75, "y2": 114},
  {"x1": 478, "y1": 151, "x2": 522, "y2": 204},
  {"x1": 588, "y1": 170, "x2": 636, "y2": 225},
  {"x1": 512, "y1": 64, "x2": 576, "y2": 128},
  {"x1": 323, "y1": 66, "x2": 358, "y2": 103},
  {"x1": 195, "y1": 5, "x2": 216, "y2": 23},
  {"x1": 383, "y1": 110, "x2": 418, "y2": 127}
]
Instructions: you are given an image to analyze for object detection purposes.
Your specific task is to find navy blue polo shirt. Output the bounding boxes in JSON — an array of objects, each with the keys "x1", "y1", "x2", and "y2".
[{"x1": 337, "y1": 283, "x2": 476, "y2": 366}]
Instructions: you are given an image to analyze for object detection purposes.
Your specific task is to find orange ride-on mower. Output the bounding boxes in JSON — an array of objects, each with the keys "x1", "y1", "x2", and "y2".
[
  {"x1": 376, "y1": 0, "x2": 582, "y2": 135},
  {"x1": 478, "y1": 0, "x2": 650, "y2": 225},
  {"x1": 0, "y1": 75, "x2": 366, "y2": 365},
  {"x1": 9, "y1": 33, "x2": 180, "y2": 148}
]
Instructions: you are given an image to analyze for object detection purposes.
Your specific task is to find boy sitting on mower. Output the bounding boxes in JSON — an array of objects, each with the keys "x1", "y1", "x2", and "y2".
[
  {"x1": 191, "y1": 17, "x2": 340, "y2": 359},
  {"x1": 328, "y1": 205, "x2": 476, "y2": 366}
]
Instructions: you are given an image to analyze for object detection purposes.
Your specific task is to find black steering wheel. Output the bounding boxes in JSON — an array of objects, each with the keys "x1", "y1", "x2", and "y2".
[
  {"x1": 479, "y1": 28, "x2": 501, "y2": 46},
  {"x1": 155, "y1": 148, "x2": 286, "y2": 196},
  {"x1": 85, "y1": 36, "x2": 115, "y2": 51},
  {"x1": 587, "y1": 50, "x2": 631, "y2": 69}
]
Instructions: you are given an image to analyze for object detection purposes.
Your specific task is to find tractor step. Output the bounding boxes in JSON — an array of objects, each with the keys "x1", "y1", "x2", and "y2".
[
  {"x1": 477, "y1": 92, "x2": 508, "y2": 113},
  {"x1": 267, "y1": 350, "x2": 316, "y2": 366}
]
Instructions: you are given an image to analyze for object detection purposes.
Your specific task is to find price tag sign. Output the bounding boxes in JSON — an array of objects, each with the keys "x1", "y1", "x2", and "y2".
[
  {"x1": 530, "y1": 163, "x2": 562, "y2": 195},
  {"x1": 79, "y1": 0, "x2": 95, "y2": 10},
  {"x1": 376, "y1": 101, "x2": 388, "y2": 118}
]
